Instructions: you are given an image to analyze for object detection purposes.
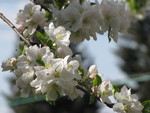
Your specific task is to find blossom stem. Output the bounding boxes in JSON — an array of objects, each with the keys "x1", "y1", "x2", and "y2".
[
  {"x1": 76, "y1": 85, "x2": 114, "y2": 108},
  {"x1": 0, "y1": 12, "x2": 31, "y2": 46}
]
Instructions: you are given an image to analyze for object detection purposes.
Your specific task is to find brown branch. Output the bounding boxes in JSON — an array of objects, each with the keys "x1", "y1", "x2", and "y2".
[
  {"x1": 76, "y1": 85, "x2": 114, "y2": 108},
  {"x1": 0, "y1": 12, "x2": 31, "y2": 46}
]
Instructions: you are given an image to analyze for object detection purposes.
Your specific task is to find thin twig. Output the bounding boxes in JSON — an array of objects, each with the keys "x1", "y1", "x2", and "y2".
[
  {"x1": 76, "y1": 85, "x2": 114, "y2": 108},
  {"x1": 0, "y1": 12, "x2": 31, "y2": 46}
]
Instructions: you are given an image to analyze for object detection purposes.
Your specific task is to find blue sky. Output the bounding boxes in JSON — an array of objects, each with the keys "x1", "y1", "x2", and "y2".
[{"x1": 0, "y1": 0, "x2": 127, "y2": 113}]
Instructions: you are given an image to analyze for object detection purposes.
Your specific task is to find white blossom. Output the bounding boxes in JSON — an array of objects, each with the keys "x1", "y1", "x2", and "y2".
[
  {"x1": 53, "y1": 0, "x2": 102, "y2": 42},
  {"x1": 1, "y1": 58, "x2": 16, "y2": 71},
  {"x1": 44, "y1": 22, "x2": 71, "y2": 46},
  {"x1": 44, "y1": 22, "x2": 73, "y2": 57},
  {"x1": 96, "y1": 0, "x2": 130, "y2": 42},
  {"x1": 26, "y1": 45, "x2": 54, "y2": 62},
  {"x1": 98, "y1": 81, "x2": 113, "y2": 104},
  {"x1": 31, "y1": 55, "x2": 83, "y2": 101},
  {"x1": 16, "y1": 2, "x2": 47, "y2": 34},
  {"x1": 113, "y1": 86, "x2": 143, "y2": 113},
  {"x1": 11, "y1": 45, "x2": 54, "y2": 97},
  {"x1": 14, "y1": 55, "x2": 34, "y2": 97}
]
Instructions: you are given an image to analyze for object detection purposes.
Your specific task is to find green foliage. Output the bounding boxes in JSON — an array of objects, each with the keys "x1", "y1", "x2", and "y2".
[
  {"x1": 78, "y1": 66, "x2": 84, "y2": 78},
  {"x1": 89, "y1": 94, "x2": 96, "y2": 104},
  {"x1": 36, "y1": 32, "x2": 56, "y2": 50},
  {"x1": 112, "y1": 85, "x2": 120, "y2": 95},
  {"x1": 126, "y1": 0, "x2": 147, "y2": 13},
  {"x1": 92, "y1": 75, "x2": 102, "y2": 86},
  {"x1": 45, "y1": 11, "x2": 53, "y2": 21},
  {"x1": 142, "y1": 100, "x2": 150, "y2": 113},
  {"x1": 36, "y1": 58, "x2": 45, "y2": 66},
  {"x1": 19, "y1": 43, "x2": 26, "y2": 55},
  {"x1": 53, "y1": 0, "x2": 68, "y2": 10}
]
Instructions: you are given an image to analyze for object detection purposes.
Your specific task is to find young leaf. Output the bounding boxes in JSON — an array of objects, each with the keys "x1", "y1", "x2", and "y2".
[
  {"x1": 36, "y1": 32, "x2": 47, "y2": 44},
  {"x1": 78, "y1": 66, "x2": 84, "y2": 78},
  {"x1": 19, "y1": 43, "x2": 26, "y2": 55},
  {"x1": 92, "y1": 75, "x2": 102, "y2": 86},
  {"x1": 112, "y1": 85, "x2": 120, "y2": 95},
  {"x1": 45, "y1": 11, "x2": 53, "y2": 21},
  {"x1": 36, "y1": 58, "x2": 45, "y2": 66},
  {"x1": 89, "y1": 94, "x2": 96, "y2": 104},
  {"x1": 142, "y1": 100, "x2": 150, "y2": 113}
]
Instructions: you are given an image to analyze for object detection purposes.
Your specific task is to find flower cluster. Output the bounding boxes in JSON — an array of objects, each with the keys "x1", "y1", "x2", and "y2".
[
  {"x1": 89, "y1": 65, "x2": 143, "y2": 113},
  {"x1": 1, "y1": 0, "x2": 144, "y2": 112},
  {"x1": 96, "y1": 0, "x2": 130, "y2": 41},
  {"x1": 52, "y1": 0, "x2": 130, "y2": 42},
  {"x1": 2, "y1": 23, "x2": 84, "y2": 100},
  {"x1": 52, "y1": 0, "x2": 101, "y2": 42},
  {"x1": 2, "y1": 45, "x2": 83, "y2": 100},
  {"x1": 113, "y1": 86, "x2": 143, "y2": 113}
]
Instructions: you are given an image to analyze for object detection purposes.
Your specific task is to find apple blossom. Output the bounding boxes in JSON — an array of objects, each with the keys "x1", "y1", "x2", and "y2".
[
  {"x1": 31, "y1": 55, "x2": 83, "y2": 101},
  {"x1": 16, "y1": 2, "x2": 47, "y2": 35},
  {"x1": 98, "y1": 81, "x2": 113, "y2": 104},
  {"x1": 113, "y1": 86, "x2": 143, "y2": 113},
  {"x1": 96, "y1": 0, "x2": 130, "y2": 42},
  {"x1": 1, "y1": 58, "x2": 16, "y2": 71},
  {"x1": 44, "y1": 22, "x2": 73, "y2": 57}
]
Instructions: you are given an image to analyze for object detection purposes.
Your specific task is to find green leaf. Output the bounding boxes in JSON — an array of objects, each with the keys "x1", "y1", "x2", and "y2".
[
  {"x1": 78, "y1": 66, "x2": 84, "y2": 78},
  {"x1": 36, "y1": 58, "x2": 45, "y2": 66},
  {"x1": 89, "y1": 94, "x2": 96, "y2": 104},
  {"x1": 36, "y1": 32, "x2": 55, "y2": 50},
  {"x1": 54, "y1": 0, "x2": 67, "y2": 10},
  {"x1": 142, "y1": 100, "x2": 150, "y2": 113},
  {"x1": 36, "y1": 32, "x2": 47, "y2": 44},
  {"x1": 19, "y1": 43, "x2": 26, "y2": 55},
  {"x1": 92, "y1": 75, "x2": 102, "y2": 86},
  {"x1": 112, "y1": 85, "x2": 120, "y2": 95},
  {"x1": 45, "y1": 11, "x2": 53, "y2": 21},
  {"x1": 126, "y1": 0, "x2": 130, "y2": 3}
]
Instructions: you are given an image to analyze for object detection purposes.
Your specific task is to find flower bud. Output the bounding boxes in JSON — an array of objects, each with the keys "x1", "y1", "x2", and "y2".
[
  {"x1": 23, "y1": 29, "x2": 29, "y2": 37},
  {"x1": 89, "y1": 65, "x2": 98, "y2": 79},
  {"x1": 17, "y1": 25, "x2": 25, "y2": 32}
]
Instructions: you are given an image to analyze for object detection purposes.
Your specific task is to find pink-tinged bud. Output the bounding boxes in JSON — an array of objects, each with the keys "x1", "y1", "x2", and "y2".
[
  {"x1": 17, "y1": 25, "x2": 25, "y2": 32},
  {"x1": 89, "y1": 65, "x2": 98, "y2": 79},
  {"x1": 92, "y1": 86, "x2": 98, "y2": 93}
]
